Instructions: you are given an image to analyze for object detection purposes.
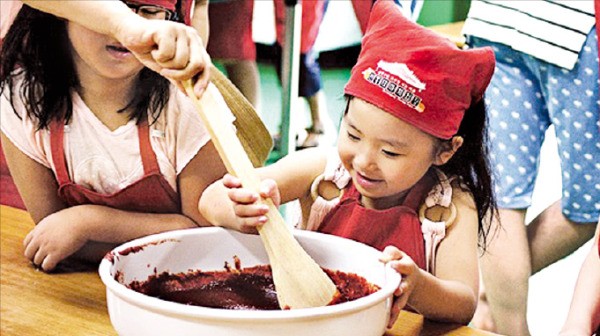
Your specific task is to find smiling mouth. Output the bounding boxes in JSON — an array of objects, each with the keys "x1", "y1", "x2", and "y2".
[{"x1": 357, "y1": 172, "x2": 382, "y2": 183}]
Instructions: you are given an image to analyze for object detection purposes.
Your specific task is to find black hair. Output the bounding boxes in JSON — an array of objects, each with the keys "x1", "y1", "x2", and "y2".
[
  {"x1": 342, "y1": 96, "x2": 497, "y2": 250},
  {"x1": 441, "y1": 98, "x2": 497, "y2": 251},
  {"x1": 0, "y1": 5, "x2": 171, "y2": 130}
]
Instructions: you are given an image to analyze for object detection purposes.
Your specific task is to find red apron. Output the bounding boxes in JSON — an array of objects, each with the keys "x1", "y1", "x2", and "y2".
[
  {"x1": 49, "y1": 119, "x2": 180, "y2": 213},
  {"x1": 319, "y1": 171, "x2": 436, "y2": 270}
]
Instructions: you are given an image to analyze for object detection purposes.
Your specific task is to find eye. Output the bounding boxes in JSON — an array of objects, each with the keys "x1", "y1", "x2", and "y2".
[
  {"x1": 140, "y1": 7, "x2": 157, "y2": 13},
  {"x1": 138, "y1": 6, "x2": 167, "y2": 19},
  {"x1": 346, "y1": 131, "x2": 360, "y2": 141},
  {"x1": 382, "y1": 149, "x2": 401, "y2": 157}
]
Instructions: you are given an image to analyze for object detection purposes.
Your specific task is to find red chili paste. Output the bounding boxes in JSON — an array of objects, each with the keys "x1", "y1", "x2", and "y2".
[{"x1": 125, "y1": 257, "x2": 379, "y2": 310}]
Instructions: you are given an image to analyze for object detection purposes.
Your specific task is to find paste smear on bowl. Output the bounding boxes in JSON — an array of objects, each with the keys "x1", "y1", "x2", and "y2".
[{"x1": 124, "y1": 256, "x2": 380, "y2": 310}]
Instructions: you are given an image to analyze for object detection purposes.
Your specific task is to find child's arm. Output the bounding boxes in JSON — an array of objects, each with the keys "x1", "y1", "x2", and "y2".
[
  {"x1": 3, "y1": 133, "x2": 226, "y2": 271},
  {"x1": 559, "y1": 223, "x2": 600, "y2": 336},
  {"x1": 23, "y1": 204, "x2": 199, "y2": 271},
  {"x1": 21, "y1": 0, "x2": 211, "y2": 96},
  {"x1": 199, "y1": 148, "x2": 328, "y2": 232},
  {"x1": 382, "y1": 186, "x2": 479, "y2": 325},
  {"x1": 21, "y1": 1, "x2": 134, "y2": 37}
]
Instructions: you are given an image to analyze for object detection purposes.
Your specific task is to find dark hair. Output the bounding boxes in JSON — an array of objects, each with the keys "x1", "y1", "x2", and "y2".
[
  {"x1": 441, "y1": 98, "x2": 497, "y2": 251},
  {"x1": 342, "y1": 96, "x2": 497, "y2": 250},
  {"x1": 0, "y1": 5, "x2": 171, "y2": 130}
]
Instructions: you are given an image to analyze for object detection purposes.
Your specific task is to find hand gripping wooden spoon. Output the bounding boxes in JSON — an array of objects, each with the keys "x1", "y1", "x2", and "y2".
[{"x1": 183, "y1": 80, "x2": 338, "y2": 309}]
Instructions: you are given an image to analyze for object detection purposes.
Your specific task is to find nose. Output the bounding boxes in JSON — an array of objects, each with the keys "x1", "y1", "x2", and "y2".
[{"x1": 353, "y1": 148, "x2": 378, "y2": 173}]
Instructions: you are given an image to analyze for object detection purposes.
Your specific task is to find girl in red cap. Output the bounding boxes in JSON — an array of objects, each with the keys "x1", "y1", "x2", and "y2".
[
  {"x1": 0, "y1": 0, "x2": 228, "y2": 272},
  {"x1": 199, "y1": 0, "x2": 496, "y2": 325}
]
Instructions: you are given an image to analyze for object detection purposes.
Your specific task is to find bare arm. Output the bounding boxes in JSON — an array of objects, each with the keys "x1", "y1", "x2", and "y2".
[
  {"x1": 199, "y1": 147, "x2": 328, "y2": 232},
  {"x1": 178, "y1": 140, "x2": 228, "y2": 226},
  {"x1": 408, "y1": 187, "x2": 480, "y2": 324},
  {"x1": 1, "y1": 132, "x2": 65, "y2": 223},
  {"x1": 383, "y1": 186, "x2": 479, "y2": 325},
  {"x1": 21, "y1": 0, "x2": 134, "y2": 37},
  {"x1": 560, "y1": 224, "x2": 600, "y2": 336}
]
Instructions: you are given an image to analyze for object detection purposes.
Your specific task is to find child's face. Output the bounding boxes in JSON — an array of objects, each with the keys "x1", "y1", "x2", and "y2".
[
  {"x1": 338, "y1": 98, "x2": 441, "y2": 209},
  {"x1": 67, "y1": 22, "x2": 144, "y2": 83}
]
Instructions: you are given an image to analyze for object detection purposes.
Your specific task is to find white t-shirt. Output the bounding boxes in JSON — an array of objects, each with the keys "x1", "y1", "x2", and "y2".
[
  {"x1": 462, "y1": 0, "x2": 596, "y2": 70},
  {"x1": 0, "y1": 81, "x2": 234, "y2": 194}
]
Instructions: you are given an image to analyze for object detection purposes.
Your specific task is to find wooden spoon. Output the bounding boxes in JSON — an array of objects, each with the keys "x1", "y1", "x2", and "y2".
[{"x1": 182, "y1": 80, "x2": 338, "y2": 309}]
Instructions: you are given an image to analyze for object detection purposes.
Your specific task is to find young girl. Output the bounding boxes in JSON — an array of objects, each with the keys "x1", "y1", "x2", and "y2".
[
  {"x1": 199, "y1": 0, "x2": 496, "y2": 325},
  {"x1": 0, "y1": 0, "x2": 229, "y2": 272}
]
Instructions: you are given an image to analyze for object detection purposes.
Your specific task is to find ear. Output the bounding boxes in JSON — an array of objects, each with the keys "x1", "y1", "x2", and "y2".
[{"x1": 433, "y1": 136, "x2": 463, "y2": 166}]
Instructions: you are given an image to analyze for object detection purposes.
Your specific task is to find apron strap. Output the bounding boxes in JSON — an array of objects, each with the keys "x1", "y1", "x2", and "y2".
[
  {"x1": 136, "y1": 118, "x2": 160, "y2": 175},
  {"x1": 49, "y1": 120, "x2": 71, "y2": 185}
]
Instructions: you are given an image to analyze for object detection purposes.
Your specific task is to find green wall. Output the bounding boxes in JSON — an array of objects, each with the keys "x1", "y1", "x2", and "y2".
[{"x1": 417, "y1": 0, "x2": 471, "y2": 26}]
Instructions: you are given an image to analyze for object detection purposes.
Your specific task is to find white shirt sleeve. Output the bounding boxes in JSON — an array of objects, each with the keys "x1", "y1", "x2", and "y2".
[{"x1": 0, "y1": 88, "x2": 52, "y2": 168}]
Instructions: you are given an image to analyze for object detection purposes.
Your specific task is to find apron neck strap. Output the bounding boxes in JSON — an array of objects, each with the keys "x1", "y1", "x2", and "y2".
[{"x1": 49, "y1": 120, "x2": 70, "y2": 185}]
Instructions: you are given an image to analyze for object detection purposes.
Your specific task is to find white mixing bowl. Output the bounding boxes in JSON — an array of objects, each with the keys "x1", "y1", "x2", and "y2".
[{"x1": 99, "y1": 227, "x2": 401, "y2": 336}]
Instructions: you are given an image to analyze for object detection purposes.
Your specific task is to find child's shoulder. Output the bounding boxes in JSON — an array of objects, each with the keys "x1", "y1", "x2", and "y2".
[
  {"x1": 425, "y1": 169, "x2": 476, "y2": 214},
  {"x1": 449, "y1": 180, "x2": 476, "y2": 211}
]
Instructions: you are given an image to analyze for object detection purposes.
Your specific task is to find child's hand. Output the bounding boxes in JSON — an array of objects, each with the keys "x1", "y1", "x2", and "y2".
[
  {"x1": 23, "y1": 207, "x2": 89, "y2": 272},
  {"x1": 380, "y1": 246, "x2": 422, "y2": 329},
  {"x1": 114, "y1": 17, "x2": 211, "y2": 97},
  {"x1": 222, "y1": 174, "x2": 281, "y2": 234}
]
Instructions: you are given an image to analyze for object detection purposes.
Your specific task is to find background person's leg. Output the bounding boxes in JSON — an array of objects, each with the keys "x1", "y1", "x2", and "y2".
[
  {"x1": 207, "y1": 0, "x2": 260, "y2": 109},
  {"x1": 300, "y1": 89, "x2": 335, "y2": 148},
  {"x1": 481, "y1": 208, "x2": 531, "y2": 336},
  {"x1": 222, "y1": 60, "x2": 261, "y2": 110},
  {"x1": 529, "y1": 201, "x2": 597, "y2": 274},
  {"x1": 467, "y1": 37, "x2": 550, "y2": 334},
  {"x1": 528, "y1": 27, "x2": 600, "y2": 275}
]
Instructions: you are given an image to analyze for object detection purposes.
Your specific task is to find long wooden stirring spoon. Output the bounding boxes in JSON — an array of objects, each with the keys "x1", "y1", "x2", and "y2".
[{"x1": 182, "y1": 80, "x2": 338, "y2": 309}]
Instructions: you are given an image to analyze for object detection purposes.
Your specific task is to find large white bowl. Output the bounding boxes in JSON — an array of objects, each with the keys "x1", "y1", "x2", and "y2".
[{"x1": 99, "y1": 227, "x2": 400, "y2": 336}]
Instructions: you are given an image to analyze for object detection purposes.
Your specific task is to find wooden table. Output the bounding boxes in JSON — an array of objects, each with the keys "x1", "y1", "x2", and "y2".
[{"x1": 0, "y1": 205, "x2": 495, "y2": 335}]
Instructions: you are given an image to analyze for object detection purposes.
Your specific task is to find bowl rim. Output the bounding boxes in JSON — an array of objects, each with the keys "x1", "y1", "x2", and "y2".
[{"x1": 99, "y1": 227, "x2": 401, "y2": 322}]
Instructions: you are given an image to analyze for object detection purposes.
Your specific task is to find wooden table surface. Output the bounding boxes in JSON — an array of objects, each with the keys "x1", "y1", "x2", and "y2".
[{"x1": 0, "y1": 205, "x2": 496, "y2": 336}]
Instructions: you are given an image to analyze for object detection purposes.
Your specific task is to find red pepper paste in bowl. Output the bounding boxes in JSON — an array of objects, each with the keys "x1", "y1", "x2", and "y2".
[{"x1": 125, "y1": 256, "x2": 380, "y2": 310}]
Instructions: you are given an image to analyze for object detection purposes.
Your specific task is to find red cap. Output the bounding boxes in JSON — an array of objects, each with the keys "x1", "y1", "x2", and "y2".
[{"x1": 344, "y1": 0, "x2": 495, "y2": 139}]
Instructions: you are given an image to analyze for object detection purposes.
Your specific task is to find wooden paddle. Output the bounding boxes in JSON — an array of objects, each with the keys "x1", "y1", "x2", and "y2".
[{"x1": 182, "y1": 80, "x2": 338, "y2": 309}]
